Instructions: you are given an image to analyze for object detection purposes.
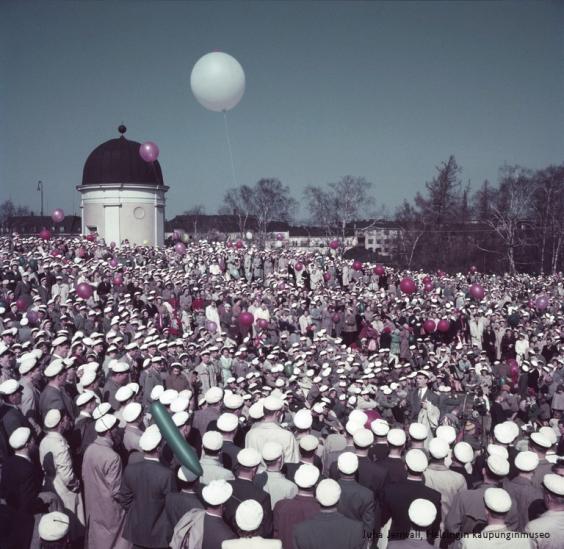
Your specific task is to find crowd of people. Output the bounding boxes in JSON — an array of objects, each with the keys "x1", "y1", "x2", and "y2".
[{"x1": 0, "y1": 232, "x2": 563, "y2": 549}]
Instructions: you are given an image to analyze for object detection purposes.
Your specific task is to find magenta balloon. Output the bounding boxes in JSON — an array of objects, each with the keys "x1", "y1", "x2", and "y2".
[
  {"x1": 469, "y1": 265, "x2": 478, "y2": 274},
  {"x1": 437, "y1": 319, "x2": 450, "y2": 333},
  {"x1": 423, "y1": 282, "x2": 434, "y2": 293},
  {"x1": 294, "y1": 262, "x2": 304, "y2": 271},
  {"x1": 16, "y1": 298, "x2": 27, "y2": 312},
  {"x1": 469, "y1": 283, "x2": 485, "y2": 300},
  {"x1": 352, "y1": 260, "x2": 363, "y2": 271},
  {"x1": 27, "y1": 310, "x2": 39, "y2": 324},
  {"x1": 235, "y1": 240, "x2": 244, "y2": 249},
  {"x1": 276, "y1": 233, "x2": 284, "y2": 241},
  {"x1": 109, "y1": 258, "x2": 118, "y2": 268},
  {"x1": 535, "y1": 296, "x2": 549, "y2": 311},
  {"x1": 373, "y1": 265, "x2": 385, "y2": 276},
  {"x1": 206, "y1": 320, "x2": 217, "y2": 333},
  {"x1": 139, "y1": 141, "x2": 160, "y2": 162},
  {"x1": 422, "y1": 276, "x2": 432, "y2": 285},
  {"x1": 76, "y1": 282, "x2": 93, "y2": 299},
  {"x1": 423, "y1": 319, "x2": 436, "y2": 333},
  {"x1": 323, "y1": 272, "x2": 332, "y2": 281},
  {"x1": 51, "y1": 208, "x2": 65, "y2": 223},
  {"x1": 238, "y1": 311, "x2": 254, "y2": 327},
  {"x1": 399, "y1": 277, "x2": 417, "y2": 295},
  {"x1": 113, "y1": 274, "x2": 123, "y2": 286},
  {"x1": 329, "y1": 239, "x2": 340, "y2": 250},
  {"x1": 174, "y1": 242, "x2": 186, "y2": 255},
  {"x1": 257, "y1": 318, "x2": 269, "y2": 330}
]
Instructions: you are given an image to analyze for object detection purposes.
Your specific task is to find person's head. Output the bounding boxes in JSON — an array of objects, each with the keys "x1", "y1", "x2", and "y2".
[
  {"x1": 542, "y1": 474, "x2": 564, "y2": 511},
  {"x1": 415, "y1": 373, "x2": 429, "y2": 389},
  {"x1": 202, "y1": 479, "x2": 233, "y2": 514},
  {"x1": 44, "y1": 409, "x2": 70, "y2": 434},
  {"x1": 202, "y1": 431, "x2": 223, "y2": 458},
  {"x1": 262, "y1": 395, "x2": 284, "y2": 422},
  {"x1": 234, "y1": 499, "x2": 264, "y2": 537},
  {"x1": 529, "y1": 432, "x2": 551, "y2": 457},
  {"x1": 236, "y1": 448, "x2": 261, "y2": 480},
  {"x1": 177, "y1": 465, "x2": 199, "y2": 492},
  {"x1": 138, "y1": 424, "x2": 162, "y2": 458},
  {"x1": 262, "y1": 442, "x2": 284, "y2": 472},
  {"x1": 407, "y1": 498, "x2": 437, "y2": 536},
  {"x1": 405, "y1": 449, "x2": 428, "y2": 480},
  {"x1": 0, "y1": 378, "x2": 23, "y2": 406},
  {"x1": 315, "y1": 478, "x2": 341, "y2": 512},
  {"x1": 94, "y1": 414, "x2": 121, "y2": 446},
  {"x1": 483, "y1": 454, "x2": 510, "y2": 484},
  {"x1": 387, "y1": 428, "x2": 406, "y2": 455},
  {"x1": 9, "y1": 426, "x2": 36, "y2": 457},
  {"x1": 484, "y1": 487, "x2": 513, "y2": 524},
  {"x1": 38, "y1": 511, "x2": 70, "y2": 549}
]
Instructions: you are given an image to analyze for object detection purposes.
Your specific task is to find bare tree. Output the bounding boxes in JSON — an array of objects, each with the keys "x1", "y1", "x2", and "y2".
[
  {"x1": 222, "y1": 185, "x2": 254, "y2": 236},
  {"x1": 249, "y1": 178, "x2": 297, "y2": 244},
  {"x1": 304, "y1": 176, "x2": 374, "y2": 239},
  {"x1": 487, "y1": 166, "x2": 534, "y2": 274},
  {"x1": 182, "y1": 205, "x2": 206, "y2": 237},
  {"x1": 395, "y1": 200, "x2": 427, "y2": 269}
]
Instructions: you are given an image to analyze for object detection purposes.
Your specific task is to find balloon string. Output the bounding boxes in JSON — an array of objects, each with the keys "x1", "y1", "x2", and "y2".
[{"x1": 223, "y1": 111, "x2": 238, "y2": 187}]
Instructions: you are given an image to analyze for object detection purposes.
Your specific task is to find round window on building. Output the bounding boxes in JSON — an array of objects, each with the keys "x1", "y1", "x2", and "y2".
[{"x1": 133, "y1": 206, "x2": 145, "y2": 220}]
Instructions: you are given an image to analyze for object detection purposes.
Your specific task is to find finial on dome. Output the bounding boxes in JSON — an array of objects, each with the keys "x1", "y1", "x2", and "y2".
[{"x1": 118, "y1": 124, "x2": 127, "y2": 135}]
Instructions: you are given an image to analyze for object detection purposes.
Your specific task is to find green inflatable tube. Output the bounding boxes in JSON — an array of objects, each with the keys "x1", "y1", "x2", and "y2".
[{"x1": 151, "y1": 402, "x2": 203, "y2": 476}]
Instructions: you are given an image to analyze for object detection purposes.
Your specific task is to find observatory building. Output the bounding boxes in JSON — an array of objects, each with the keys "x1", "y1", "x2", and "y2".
[{"x1": 76, "y1": 125, "x2": 168, "y2": 246}]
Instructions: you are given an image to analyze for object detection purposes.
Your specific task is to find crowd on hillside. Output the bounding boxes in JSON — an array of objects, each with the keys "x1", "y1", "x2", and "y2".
[{"x1": 0, "y1": 233, "x2": 563, "y2": 549}]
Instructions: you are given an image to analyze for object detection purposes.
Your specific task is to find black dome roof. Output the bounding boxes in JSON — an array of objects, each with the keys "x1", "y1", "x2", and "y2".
[{"x1": 82, "y1": 126, "x2": 164, "y2": 186}]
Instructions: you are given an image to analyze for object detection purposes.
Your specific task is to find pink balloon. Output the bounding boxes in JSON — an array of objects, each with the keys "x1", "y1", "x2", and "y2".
[
  {"x1": 294, "y1": 262, "x2": 304, "y2": 272},
  {"x1": 352, "y1": 260, "x2": 363, "y2": 271},
  {"x1": 373, "y1": 265, "x2": 385, "y2": 276},
  {"x1": 257, "y1": 318, "x2": 269, "y2": 330},
  {"x1": 423, "y1": 282, "x2": 434, "y2": 292},
  {"x1": 235, "y1": 240, "x2": 244, "y2": 249},
  {"x1": 399, "y1": 277, "x2": 417, "y2": 295},
  {"x1": 323, "y1": 272, "x2": 332, "y2": 282},
  {"x1": 329, "y1": 239, "x2": 340, "y2": 250},
  {"x1": 77, "y1": 247, "x2": 87, "y2": 258},
  {"x1": 174, "y1": 242, "x2": 186, "y2": 255},
  {"x1": 422, "y1": 276, "x2": 432, "y2": 285},
  {"x1": 238, "y1": 311, "x2": 254, "y2": 327},
  {"x1": 76, "y1": 282, "x2": 93, "y2": 299},
  {"x1": 85, "y1": 233, "x2": 96, "y2": 242},
  {"x1": 109, "y1": 258, "x2": 118, "y2": 268},
  {"x1": 51, "y1": 208, "x2": 65, "y2": 223},
  {"x1": 206, "y1": 320, "x2": 218, "y2": 333},
  {"x1": 16, "y1": 298, "x2": 27, "y2": 312},
  {"x1": 27, "y1": 310, "x2": 39, "y2": 324},
  {"x1": 535, "y1": 296, "x2": 549, "y2": 311},
  {"x1": 469, "y1": 265, "x2": 478, "y2": 274},
  {"x1": 39, "y1": 228, "x2": 51, "y2": 241},
  {"x1": 469, "y1": 283, "x2": 485, "y2": 300},
  {"x1": 276, "y1": 233, "x2": 284, "y2": 241},
  {"x1": 113, "y1": 274, "x2": 123, "y2": 286},
  {"x1": 139, "y1": 141, "x2": 159, "y2": 162},
  {"x1": 437, "y1": 319, "x2": 450, "y2": 333},
  {"x1": 423, "y1": 319, "x2": 436, "y2": 333}
]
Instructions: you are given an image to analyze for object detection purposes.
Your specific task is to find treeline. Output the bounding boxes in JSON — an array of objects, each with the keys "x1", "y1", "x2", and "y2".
[{"x1": 219, "y1": 157, "x2": 564, "y2": 274}]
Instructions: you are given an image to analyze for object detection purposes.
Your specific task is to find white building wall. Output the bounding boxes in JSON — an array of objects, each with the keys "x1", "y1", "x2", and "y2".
[{"x1": 76, "y1": 184, "x2": 168, "y2": 247}]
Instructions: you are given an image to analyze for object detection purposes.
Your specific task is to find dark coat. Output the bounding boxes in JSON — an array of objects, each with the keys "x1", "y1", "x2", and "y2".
[
  {"x1": 0, "y1": 454, "x2": 45, "y2": 549},
  {"x1": 337, "y1": 479, "x2": 375, "y2": 536},
  {"x1": 119, "y1": 458, "x2": 176, "y2": 548},
  {"x1": 273, "y1": 493, "x2": 320, "y2": 549},
  {"x1": 39, "y1": 384, "x2": 75, "y2": 420},
  {"x1": 383, "y1": 479, "x2": 441, "y2": 543},
  {"x1": 407, "y1": 388, "x2": 439, "y2": 420},
  {"x1": 165, "y1": 490, "x2": 203, "y2": 533},
  {"x1": 225, "y1": 477, "x2": 273, "y2": 537},
  {"x1": 202, "y1": 513, "x2": 236, "y2": 549},
  {"x1": 293, "y1": 510, "x2": 364, "y2": 549},
  {"x1": 375, "y1": 456, "x2": 407, "y2": 484}
]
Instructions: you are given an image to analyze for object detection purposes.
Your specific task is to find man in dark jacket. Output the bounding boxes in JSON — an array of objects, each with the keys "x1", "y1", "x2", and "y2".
[
  {"x1": 224, "y1": 448, "x2": 273, "y2": 537},
  {"x1": 119, "y1": 426, "x2": 176, "y2": 548},
  {"x1": 293, "y1": 478, "x2": 364, "y2": 549},
  {"x1": 200, "y1": 479, "x2": 236, "y2": 549},
  {"x1": 0, "y1": 426, "x2": 44, "y2": 549},
  {"x1": 165, "y1": 466, "x2": 203, "y2": 535},
  {"x1": 382, "y1": 449, "x2": 442, "y2": 545}
]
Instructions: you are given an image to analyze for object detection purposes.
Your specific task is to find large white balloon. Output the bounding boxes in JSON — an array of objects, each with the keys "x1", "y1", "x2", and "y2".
[{"x1": 190, "y1": 52, "x2": 245, "y2": 112}]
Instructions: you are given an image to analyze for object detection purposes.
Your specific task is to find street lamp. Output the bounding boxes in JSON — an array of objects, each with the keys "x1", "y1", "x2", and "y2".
[{"x1": 37, "y1": 180, "x2": 44, "y2": 216}]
